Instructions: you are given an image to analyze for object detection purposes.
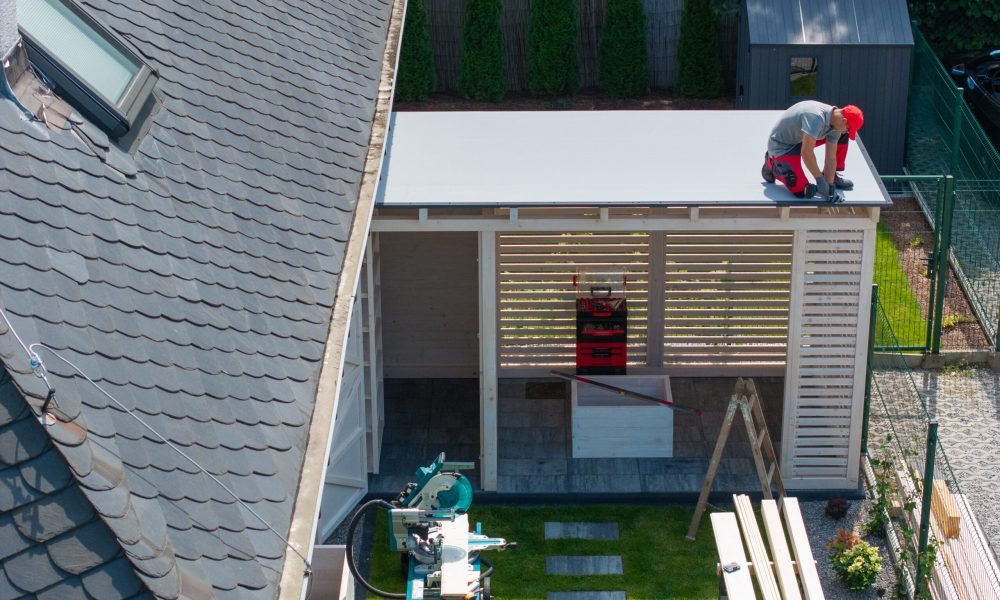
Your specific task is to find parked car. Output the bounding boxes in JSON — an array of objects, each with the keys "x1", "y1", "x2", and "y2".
[{"x1": 950, "y1": 50, "x2": 1000, "y2": 145}]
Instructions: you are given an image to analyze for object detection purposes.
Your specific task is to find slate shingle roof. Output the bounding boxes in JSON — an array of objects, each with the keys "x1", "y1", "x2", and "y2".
[{"x1": 0, "y1": 0, "x2": 393, "y2": 597}]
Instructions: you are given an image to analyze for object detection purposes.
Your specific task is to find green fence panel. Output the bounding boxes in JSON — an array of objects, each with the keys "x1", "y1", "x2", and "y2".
[{"x1": 904, "y1": 26, "x2": 1000, "y2": 348}]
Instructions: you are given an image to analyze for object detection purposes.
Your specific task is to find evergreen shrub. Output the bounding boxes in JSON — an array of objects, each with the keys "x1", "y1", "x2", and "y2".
[
  {"x1": 527, "y1": 0, "x2": 579, "y2": 96},
  {"x1": 676, "y1": 0, "x2": 724, "y2": 98},
  {"x1": 459, "y1": 0, "x2": 505, "y2": 101},
  {"x1": 396, "y1": 0, "x2": 435, "y2": 101},
  {"x1": 599, "y1": 0, "x2": 648, "y2": 98}
]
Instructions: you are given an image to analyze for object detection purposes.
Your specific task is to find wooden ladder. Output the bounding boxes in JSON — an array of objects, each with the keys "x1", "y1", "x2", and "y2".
[{"x1": 686, "y1": 377, "x2": 785, "y2": 541}]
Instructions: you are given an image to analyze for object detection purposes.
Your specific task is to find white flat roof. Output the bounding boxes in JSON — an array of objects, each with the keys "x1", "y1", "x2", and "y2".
[{"x1": 376, "y1": 110, "x2": 891, "y2": 208}]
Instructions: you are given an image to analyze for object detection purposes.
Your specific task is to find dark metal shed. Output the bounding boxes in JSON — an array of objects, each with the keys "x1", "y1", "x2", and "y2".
[{"x1": 736, "y1": 0, "x2": 913, "y2": 173}]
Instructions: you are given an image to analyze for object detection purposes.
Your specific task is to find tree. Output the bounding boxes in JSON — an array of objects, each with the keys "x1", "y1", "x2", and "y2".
[
  {"x1": 908, "y1": 0, "x2": 1000, "y2": 58},
  {"x1": 599, "y1": 0, "x2": 648, "y2": 98},
  {"x1": 527, "y1": 0, "x2": 579, "y2": 96},
  {"x1": 459, "y1": 0, "x2": 506, "y2": 101},
  {"x1": 676, "y1": 0, "x2": 724, "y2": 98},
  {"x1": 396, "y1": 0, "x2": 435, "y2": 101}
]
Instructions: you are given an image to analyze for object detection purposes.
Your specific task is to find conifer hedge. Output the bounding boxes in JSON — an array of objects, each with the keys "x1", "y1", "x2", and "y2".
[
  {"x1": 459, "y1": 0, "x2": 506, "y2": 101},
  {"x1": 396, "y1": 0, "x2": 435, "y2": 101},
  {"x1": 599, "y1": 0, "x2": 648, "y2": 98},
  {"x1": 527, "y1": 0, "x2": 579, "y2": 96},
  {"x1": 676, "y1": 0, "x2": 724, "y2": 98}
]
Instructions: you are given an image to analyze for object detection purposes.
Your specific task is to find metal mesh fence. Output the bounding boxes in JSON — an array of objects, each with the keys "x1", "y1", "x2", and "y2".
[
  {"x1": 905, "y1": 26, "x2": 1000, "y2": 349},
  {"x1": 869, "y1": 298, "x2": 1000, "y2": 597}
]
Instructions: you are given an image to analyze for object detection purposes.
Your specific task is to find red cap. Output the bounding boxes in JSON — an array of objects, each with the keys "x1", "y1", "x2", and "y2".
[{"x1": 843, "y1": 105, "x2": 864, "y2": 140}]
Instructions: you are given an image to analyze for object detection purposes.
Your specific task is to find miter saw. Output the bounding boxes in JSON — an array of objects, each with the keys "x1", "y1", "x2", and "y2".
[{"x1": 346, "y1": 453, "x2": 514, "y2": 599}]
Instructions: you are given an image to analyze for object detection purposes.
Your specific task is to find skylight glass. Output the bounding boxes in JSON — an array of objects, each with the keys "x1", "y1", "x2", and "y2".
[{"x1": 18, "y1": 0, "x2": 139, "y2": 104}]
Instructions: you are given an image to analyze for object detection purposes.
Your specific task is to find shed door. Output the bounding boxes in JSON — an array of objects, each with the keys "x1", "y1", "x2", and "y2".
[{"x1": 317, "y1": 296, "x2": 368, "y2": 540}]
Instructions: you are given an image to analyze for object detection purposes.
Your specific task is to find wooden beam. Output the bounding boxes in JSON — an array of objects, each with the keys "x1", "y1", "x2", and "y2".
[
  {"x1": 478, "y1": 231, "x2": 498, "y2": 491},
  {"x1": 372, "y1": 215, "x2": 877, "y2": 233},
  {"x1": 710, "y1": 512, "x2": 755, "y2": 600}
]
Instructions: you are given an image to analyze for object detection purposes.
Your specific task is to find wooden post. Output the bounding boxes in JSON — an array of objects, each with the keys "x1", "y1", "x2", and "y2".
[{"x1": 478, "y1": 231, "x2": 498, "y2": 491}]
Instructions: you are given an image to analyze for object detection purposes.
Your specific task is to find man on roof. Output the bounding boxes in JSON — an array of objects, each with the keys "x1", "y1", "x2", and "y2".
[{"x1": 761, "y1": 101, "x2": 864, "y2": 201}]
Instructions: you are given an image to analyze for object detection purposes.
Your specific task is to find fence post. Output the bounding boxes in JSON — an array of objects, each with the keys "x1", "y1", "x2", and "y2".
[
  {"x1": 949, "y1": 88, "x2": 963, "y2": 175},
  {"x1": 931, "y1": 176, "x2": 956, "y2": 354},
  {"x1": 915, "y1": 421, "x2": 939, "y2": 598},
  {"x1": 862, "y1": 284, "x2": 878, "y2": 456}
]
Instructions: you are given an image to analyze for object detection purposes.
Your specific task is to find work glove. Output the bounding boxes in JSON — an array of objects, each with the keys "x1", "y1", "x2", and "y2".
[{"x1": 816, "y1": 178, "x2": 840, "y2": 202}]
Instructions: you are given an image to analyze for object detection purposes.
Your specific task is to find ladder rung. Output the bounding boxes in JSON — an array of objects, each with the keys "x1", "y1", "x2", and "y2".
[
  {"x1": 766, "y1": 462, "x2": 776, "y2": 484},
  {"x1": 755, "y1": 429, "x2": 767, "y2": 450}
]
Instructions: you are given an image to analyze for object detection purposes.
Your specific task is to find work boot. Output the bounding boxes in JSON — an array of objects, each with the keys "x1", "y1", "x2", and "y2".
[
  {"x1": 835, "y1": 174, "x2": 854, "y2": 190},
  {"x1": 761, "y1": 152, "x2": 776, "y2": 183}
]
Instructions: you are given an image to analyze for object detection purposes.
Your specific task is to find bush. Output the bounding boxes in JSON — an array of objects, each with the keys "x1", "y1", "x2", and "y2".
[
  {"x1": 909, "y1": 0, "x2": 1000, "y2": 58},
  {"x1": 527, "y1": 0, "x2": 579, "y2": 96},
  {"x1": 459, "y1": 0, "x2": 505, "y2": 101},
  {"x1": 827, "y1": 529, "x2": 882, "y2": 590},
  {"x1": 396, "y1": 0, "x2": 435, "y2": 101},
  {"x1": 599, "y1": 0, "x2": 648, "y2": 98},
  {"x1": 676, "y1": 0, "x2": 724, "y2": 98}
]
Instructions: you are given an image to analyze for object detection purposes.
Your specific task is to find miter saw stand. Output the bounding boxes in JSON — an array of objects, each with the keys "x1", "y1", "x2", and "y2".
[{"x1": 346, "y1": 453, "x2": 515, "y2": 599}]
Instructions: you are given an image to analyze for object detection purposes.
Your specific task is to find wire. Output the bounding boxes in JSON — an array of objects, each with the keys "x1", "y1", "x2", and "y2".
[
  {"x1": 0, "y1": 305, "x2": 55, "y2": 398},
  {"x1": 27, "y1": 343, "x2": 312, "y2": 569},
  {"x1": 346, "y1": 498, "x2": 404, "y2": 599},
  {"x1": 0, "y1": 305, "x2": 32, "y2": 358}
]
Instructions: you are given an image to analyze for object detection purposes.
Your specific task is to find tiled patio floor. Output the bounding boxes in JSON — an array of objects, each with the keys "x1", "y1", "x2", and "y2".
[{"x1": 370, "y1": 376, "x2": 786, "y2": 497}]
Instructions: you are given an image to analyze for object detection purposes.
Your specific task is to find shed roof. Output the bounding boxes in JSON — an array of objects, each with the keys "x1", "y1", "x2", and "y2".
[
  {"x1": 0, "y1": 0, "x2": 394, "y2": 596},
  {"x1": 745, "y1": 0, "x2": 913, "y2": 46},
  {"x1": 377, "y1": 110, "x2": 890, "y2": 208}
]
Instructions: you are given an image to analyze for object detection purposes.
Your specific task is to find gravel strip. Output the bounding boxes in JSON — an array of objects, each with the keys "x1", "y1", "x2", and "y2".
[{"x1": 800, "y1": 497, "x2": 898, "y2": 599}]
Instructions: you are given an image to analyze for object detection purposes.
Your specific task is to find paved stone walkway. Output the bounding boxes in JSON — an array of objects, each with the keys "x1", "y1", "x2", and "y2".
[
  {"x1": 871, "y1": 366, "x2": 1000, "y2": 561},
  {"x1": 545, "y1": 521, "x2": 625, "y2": 598}
]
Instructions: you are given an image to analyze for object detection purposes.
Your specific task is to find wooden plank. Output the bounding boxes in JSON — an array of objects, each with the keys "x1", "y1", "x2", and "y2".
[
  {"x1": 760, "y1": 499, "x2": 803, "y2": 600},
  {"x1": 439, "y1": 514, "x2": 470, "y2": 596},
  {"x1": 781, "y1": 497, "x2": 825, "y2": 600},
  {"x1": 709, "y1": 512, "x2": 756, "y2": 600},
  {"x1": 733, "y1": 495, "x2": 781, "y2": 600},
  {"x1": 479, "y1": 231, "x2": 498, "y2": 491},
  {"x1": 932, "y1": 480, "x2": 961, "y2": 539}
]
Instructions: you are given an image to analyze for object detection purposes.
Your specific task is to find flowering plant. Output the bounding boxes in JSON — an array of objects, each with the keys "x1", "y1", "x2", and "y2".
[{"x1": 827, "y1": 528, "x2": 882, "y2": 590}]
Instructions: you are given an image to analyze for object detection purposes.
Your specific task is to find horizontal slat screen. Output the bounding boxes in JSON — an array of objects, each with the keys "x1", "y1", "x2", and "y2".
[
  {"x1": 789, "y1": 229, "x2": 864, "y2": 481},
  {"x1": 663, "y1": 233, "x2": 792, "y2": 365},
  {"x1": 498, "y1": 233, "x2": 649, "y2": 369}
]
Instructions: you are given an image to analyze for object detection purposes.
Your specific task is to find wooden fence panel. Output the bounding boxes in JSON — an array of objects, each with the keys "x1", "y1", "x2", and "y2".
[
  {"x1": 426, "y1": 0, "x2": 464, "y2": 92},
  {"x1": 423, "y1": 0, "x2": 700, "y2": 93},
  {"x1": 642, "y1": 0, "x2": 684, "y2": 91}
]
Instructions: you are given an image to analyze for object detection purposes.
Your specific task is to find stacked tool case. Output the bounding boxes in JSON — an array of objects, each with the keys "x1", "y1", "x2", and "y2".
[{"x1": 575, "y1": 273, "x2": 627, "y2": 375}]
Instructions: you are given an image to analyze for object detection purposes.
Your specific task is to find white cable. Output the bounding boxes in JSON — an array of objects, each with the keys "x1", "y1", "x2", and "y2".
[
  {"x1": 0, "y1": 304, "x2": 33, "y2": 358},
  {"x1": 28, "y1": 343, "x2": 311, "y2": 568}
]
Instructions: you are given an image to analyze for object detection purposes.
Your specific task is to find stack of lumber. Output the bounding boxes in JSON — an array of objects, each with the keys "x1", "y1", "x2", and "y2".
[{"x1": 709, "y1": 495, "x2": 824, "y2": 599}]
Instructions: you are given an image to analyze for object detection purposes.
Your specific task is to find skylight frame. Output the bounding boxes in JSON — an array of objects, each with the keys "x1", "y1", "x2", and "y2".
[{"x1": 17, "y1": 0, "x2": 158, "y2": 138}]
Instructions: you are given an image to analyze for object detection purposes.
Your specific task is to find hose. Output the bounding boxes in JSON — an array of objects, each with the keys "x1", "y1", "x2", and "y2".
[{"x1": 346, "y1": 498, "x2": 406, "y2": 599}]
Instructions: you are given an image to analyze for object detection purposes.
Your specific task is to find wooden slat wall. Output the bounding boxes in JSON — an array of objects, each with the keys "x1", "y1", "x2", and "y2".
[
  {"x1": 497, "y1": 232, "x2": 649, "y2": 369},
  {"x1": 784, "y1": 229, "x2": 866, "y2": 486},
  {"x1": 662, "y1": 232, "x2": 792, "y2": 365}
]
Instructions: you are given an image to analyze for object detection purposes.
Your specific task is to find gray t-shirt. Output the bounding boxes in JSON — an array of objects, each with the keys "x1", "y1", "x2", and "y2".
[{"x1": 767, "y1": 100, "x2": 840, "y2": 157}]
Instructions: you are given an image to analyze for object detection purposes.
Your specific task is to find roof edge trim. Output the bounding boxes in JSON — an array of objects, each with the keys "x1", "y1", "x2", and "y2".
[{"x1": 277, "y1": 0, "x2": 406, "y2": 596}]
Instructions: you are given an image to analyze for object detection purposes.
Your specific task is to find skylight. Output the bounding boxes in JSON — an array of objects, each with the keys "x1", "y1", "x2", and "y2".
[{"x1": 17, "y1": 0, "x2": 157, "y2": 138}]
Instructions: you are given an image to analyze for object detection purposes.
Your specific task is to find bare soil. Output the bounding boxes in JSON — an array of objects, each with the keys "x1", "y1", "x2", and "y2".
[
  {"x1": 394, "y1": 89, "x2": 735, "y2": 112},
  {"x1": 880, "y1": 198, "x2": 988, "y2": 349}
]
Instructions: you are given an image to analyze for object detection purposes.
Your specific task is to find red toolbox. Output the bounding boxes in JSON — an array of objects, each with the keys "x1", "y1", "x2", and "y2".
[{"x1": 575, "y1": 280, "x2": 627, "y2": 375}]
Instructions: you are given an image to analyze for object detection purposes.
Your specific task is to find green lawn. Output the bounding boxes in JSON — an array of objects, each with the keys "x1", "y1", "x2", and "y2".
[
  {"x1": 366, "y1": 504, "x2": 718, "y2": 599},
  {"x1": 873, "y1": 223, "x2": 927, "y2": 348}
]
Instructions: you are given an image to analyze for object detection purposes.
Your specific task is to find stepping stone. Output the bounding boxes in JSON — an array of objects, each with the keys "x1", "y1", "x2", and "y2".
[
  {"x1": 548, "y1": 593, "x2": 626, "y2": 600},
  {"x1": 546, "y1": 555, "x2": 623, "y2": 576},
  {"x1": 545, "y1": 522, "x2": 619, "y2": 540}
]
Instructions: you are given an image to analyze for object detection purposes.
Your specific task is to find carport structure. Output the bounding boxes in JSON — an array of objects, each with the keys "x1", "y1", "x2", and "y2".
[{"x1": 369, "y1": 110, "x2": 890, "y2": 494}]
